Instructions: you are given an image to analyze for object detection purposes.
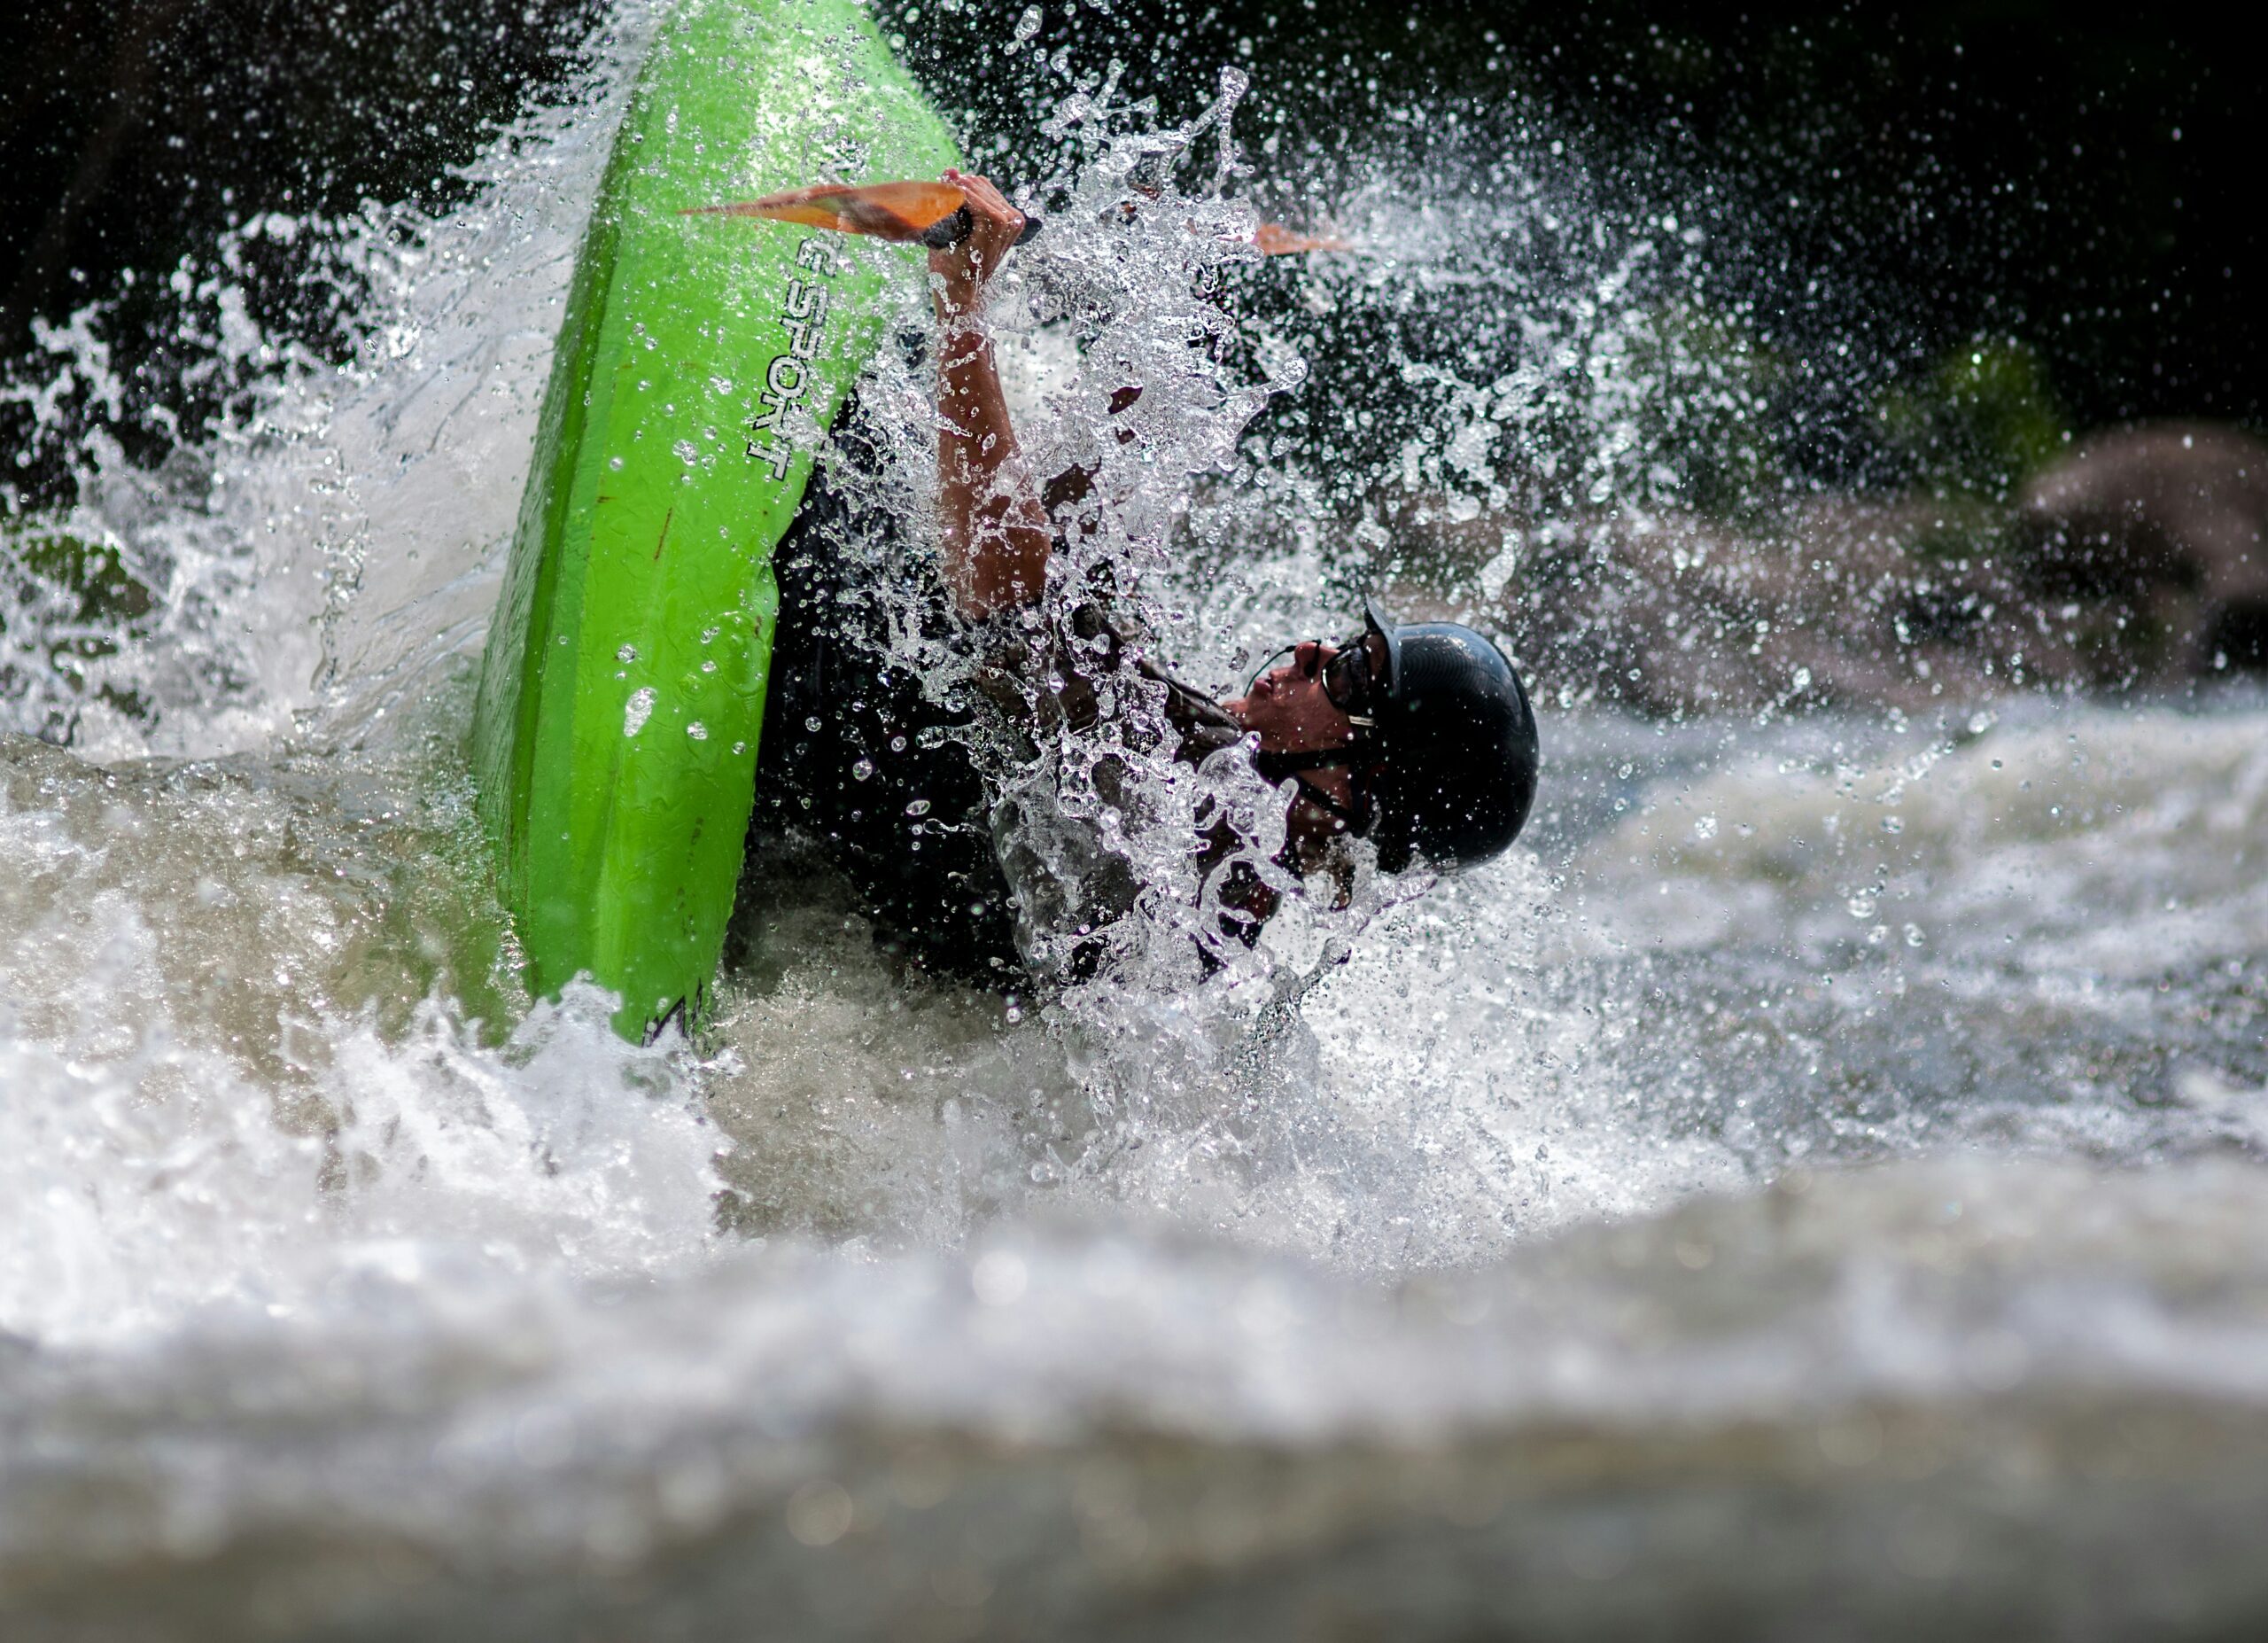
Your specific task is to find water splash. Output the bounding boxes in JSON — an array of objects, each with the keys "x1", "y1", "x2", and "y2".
[
  {"x1": 0, "y1": 9, "x2": 656, "y2": 762},
  {"x1": 2, "y1": 16, "x2": 2266, "y2": 1634}
]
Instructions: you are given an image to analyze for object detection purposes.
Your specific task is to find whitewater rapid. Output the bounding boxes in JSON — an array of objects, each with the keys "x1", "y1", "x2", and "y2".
[{"x1": 3, "y1": 7, "x2": 2266, "y2": 1636}]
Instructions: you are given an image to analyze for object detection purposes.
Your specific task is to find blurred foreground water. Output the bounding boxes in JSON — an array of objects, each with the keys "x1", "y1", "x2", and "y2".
[{"x1": 3, "y1": 5, "x2": 2265, "y2": 1637}]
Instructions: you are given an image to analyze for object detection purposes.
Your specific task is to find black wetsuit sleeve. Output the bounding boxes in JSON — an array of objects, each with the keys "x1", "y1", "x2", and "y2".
[{"x1": 750, "y1": 422, "x2": 1024, "y2": 983}]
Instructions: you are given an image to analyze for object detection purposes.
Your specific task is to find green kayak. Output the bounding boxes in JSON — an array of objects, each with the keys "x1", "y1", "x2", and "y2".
[{"x1": 471, "y1": 0, "x2": 959, "y2": 1040}]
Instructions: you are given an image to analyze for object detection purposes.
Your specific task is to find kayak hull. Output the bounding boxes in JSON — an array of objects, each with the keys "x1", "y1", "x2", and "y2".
[{"x1": 471, "y1": 0, "x2": 959, "y2": 1040}]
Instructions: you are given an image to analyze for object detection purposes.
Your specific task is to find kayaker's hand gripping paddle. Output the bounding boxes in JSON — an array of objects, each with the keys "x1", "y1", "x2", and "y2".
[{"x1": 680, "y1": 180, "x2": 1342, "y2": 254}]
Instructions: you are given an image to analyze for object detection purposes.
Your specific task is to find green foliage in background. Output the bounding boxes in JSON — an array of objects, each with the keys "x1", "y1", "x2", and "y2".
[
  {"x1": 1876, "y1": 339, "x2": 2068, "y2": 503},
  {"x1": 1410, "y1": 293, "x2": 1788, "y2": 549},
  {"x1": 0, "y1": 516, "x2": 157, "y2": 736},
  {"x1": 1627, "y1": 298, "x2": 1786, "y2": 522},
  {"x1": 1, "y1": 520, "x2": 152, "y2": 628}
]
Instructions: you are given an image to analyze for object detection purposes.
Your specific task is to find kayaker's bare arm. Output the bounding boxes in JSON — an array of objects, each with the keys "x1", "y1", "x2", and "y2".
[{"x1": 929, "y1": 170, "x2": 1052, "y2": 620}]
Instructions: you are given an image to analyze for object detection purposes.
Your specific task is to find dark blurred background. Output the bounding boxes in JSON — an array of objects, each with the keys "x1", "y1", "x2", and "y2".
[{"x1": 0, "y1": 0, "x2": 2256, "y2": 503}]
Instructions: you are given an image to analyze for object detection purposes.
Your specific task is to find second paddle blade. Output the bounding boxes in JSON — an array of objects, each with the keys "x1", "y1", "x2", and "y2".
[
  {"x1": 1253, "y1": 222, "x2": 1348, "y2": 256},
  {"x1": 680, "y1": 179, "x2": 967, "y2": 242}
]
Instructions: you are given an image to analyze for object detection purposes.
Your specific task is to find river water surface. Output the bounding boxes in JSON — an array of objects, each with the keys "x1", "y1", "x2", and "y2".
[{"x1": 4, "y1": 8, "x2": 2266, "y2": 1639}]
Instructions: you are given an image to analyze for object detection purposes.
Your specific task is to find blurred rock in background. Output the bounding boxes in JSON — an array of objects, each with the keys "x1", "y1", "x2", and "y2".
[
  {"x1": 2022, "y1": 424, "x2": 2268, "y2": 675},
  {"x1": 1399, "y1": 420, "x2": 2268, "y2": 717}
]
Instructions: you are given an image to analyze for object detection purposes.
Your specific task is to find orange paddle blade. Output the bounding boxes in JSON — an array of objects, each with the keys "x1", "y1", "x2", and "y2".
[
  {"x1": 1254, "y1": 222, "x2": 1348, "y2": 255},
  {"x1": 680, "y1": 180, "x2": 967, "y2": 242}
]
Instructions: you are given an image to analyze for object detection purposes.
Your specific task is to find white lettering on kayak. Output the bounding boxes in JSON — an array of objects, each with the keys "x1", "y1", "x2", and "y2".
[{"x1": 749, "y1": 237, "x2": 837, "y2": 480}]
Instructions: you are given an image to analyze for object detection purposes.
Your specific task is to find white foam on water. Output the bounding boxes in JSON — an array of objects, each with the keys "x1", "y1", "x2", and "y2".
[
  {"x1": 0, "y1": 744, "x2": 722, "y2": 1351},
  {"x1": 0, "y1": 980, "x2": 723, "y2": 1350},
  {"x1": 1582, "y1": 702, "x2": 2268, "y2": 969},
  {"x1": 8, "y1": 1156, "x2": 2268, "y2": 1638}
]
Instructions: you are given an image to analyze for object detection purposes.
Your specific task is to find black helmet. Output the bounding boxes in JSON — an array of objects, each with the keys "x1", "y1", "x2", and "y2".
[{"x1": 1358, "y1": 596, "x2": 1538, "y2": 871}]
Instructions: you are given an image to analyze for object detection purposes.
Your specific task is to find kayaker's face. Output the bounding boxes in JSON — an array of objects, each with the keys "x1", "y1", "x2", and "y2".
[
  {"x1": 1227, "y1": 640, "x2": 1356, "y2": 751},
  {"x1": 1226, "y1": 631, "x2": 1385, "y2": 755},
  {"x1": 1226, "y1": 635, "x2": 1381, "y2": 868}
]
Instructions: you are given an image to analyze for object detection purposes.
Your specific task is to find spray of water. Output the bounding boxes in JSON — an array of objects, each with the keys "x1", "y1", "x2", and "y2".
[
  {"x1": 5, "y1": 12, "x2": 2244, "y2": 1295},
  {"x1": 4, "y1": 18, "x2": 2267, "y2": 1631},
  {"x1": 690, "y1": 65, "x2": 1751, "y2": 1267}
]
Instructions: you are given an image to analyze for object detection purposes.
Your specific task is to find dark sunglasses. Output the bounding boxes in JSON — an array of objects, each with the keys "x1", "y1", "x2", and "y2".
[
  {"x1": 1317, "y1": 634, "x2": 1381, "y2": 726},
  {"x1": 1249, "y1": 634, "x2": 1383, "y2": 727}
]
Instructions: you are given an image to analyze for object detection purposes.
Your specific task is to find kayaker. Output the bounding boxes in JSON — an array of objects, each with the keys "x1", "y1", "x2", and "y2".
[{"x1": 751, "y1": 170, "x2": 1538, "y2": 985}]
